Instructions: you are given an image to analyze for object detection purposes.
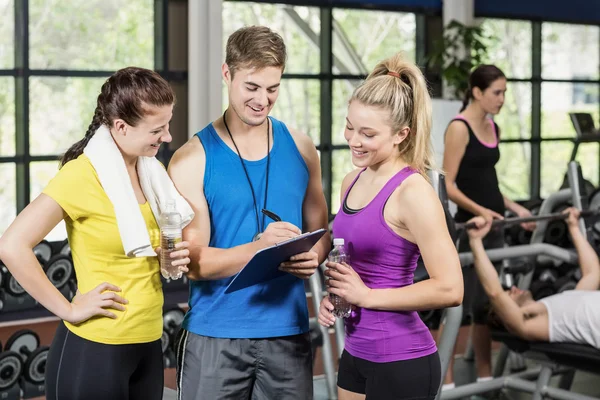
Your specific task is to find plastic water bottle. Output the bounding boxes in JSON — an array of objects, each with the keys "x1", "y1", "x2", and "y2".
[
  {"x1": 159, "y1": 199, "x2": 183, "y2": 280},
  {"x1": 328, "y1": 238, "x2": 352, "y2": 318}
]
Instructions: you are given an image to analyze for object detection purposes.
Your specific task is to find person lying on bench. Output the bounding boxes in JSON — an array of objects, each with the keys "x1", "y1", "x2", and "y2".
[{"x1": 466, "y1": 207, "x2": 600, "y2": 348}]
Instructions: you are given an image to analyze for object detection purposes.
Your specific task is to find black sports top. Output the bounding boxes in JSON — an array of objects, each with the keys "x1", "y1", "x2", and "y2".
[{"x1": 451, "y1": 117, "x2": 505, "y2": 223}]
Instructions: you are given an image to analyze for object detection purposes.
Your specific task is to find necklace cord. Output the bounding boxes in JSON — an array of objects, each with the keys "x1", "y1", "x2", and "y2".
[{"x1": 222, "y1": 110, "x2": 271, "y2": 237}]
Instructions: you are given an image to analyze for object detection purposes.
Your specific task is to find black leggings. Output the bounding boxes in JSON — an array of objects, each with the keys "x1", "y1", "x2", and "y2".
[
  {"x1": 45, "y1": 322, "x2": 163, "y2": 400},
  {"x1": 337, "y1": 350, "x2": 441, "y2": 399}
]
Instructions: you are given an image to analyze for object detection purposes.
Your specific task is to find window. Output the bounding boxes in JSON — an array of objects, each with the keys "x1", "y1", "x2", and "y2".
[
  {"x1": 495, "y1": 82, "x2": 532, "y2": 140},
  {"x1": 0, "y1": 78, "x2": 15, "y2": 156},
  {"x1": 541, "y1": 83, "x2": 599, "y2": 139},
  {"x1": 0, "y1": 163, "x2": 16, "y2": 234},
  {"x1": 542, "y1": 23, "x2": 599, "y2": 80},
  {"x1": 223, "y1": 2, "x2": 419, "y2": 214},
  {"x1": 271, "y1": 79, "x2": 321, "y2": 145},
  {"x1": 497, "y1": 142, "x2": 531, "y2": 200},
  {"x1": 0, "y1": 0, "x2": 14, "y2": 69},
  {"x1": 480, "y1": 19, "x2": 534, "y2": 198},
  {"x1": 222, "y1": 3, "x2": 320, "y2": 75},
  {"x1": 30, "y1": 161, "x2": 59, "y2": 201},
  {"x1": 480, "y1": 19, "x2": 600, "y2": 200},
  {"x1": 332, "y1": 150, "x2": 353, "y2": 214},
  {"x1": 29, "y1": 77, "x2": 106, "y2": 155},
  {"x1": 332, "y1": 79, "x2": 361, "y2": 145},
  {"x1": 29, "y1": 0, "x2": 154, "y2": 70},
  {"x1": 1, "y1": 0, "x2": 158, "y2": 236},
  {"x1": 482, "y1": 19, "x2": 532, "y2": 79},
  {"x1": 332, "y1": 9, "x2": 416, "y2": 74}
]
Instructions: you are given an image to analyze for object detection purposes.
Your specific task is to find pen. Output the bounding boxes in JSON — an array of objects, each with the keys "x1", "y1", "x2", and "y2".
[{"x1": 261, "y1": 209, "x2": 282, "y2": 222}]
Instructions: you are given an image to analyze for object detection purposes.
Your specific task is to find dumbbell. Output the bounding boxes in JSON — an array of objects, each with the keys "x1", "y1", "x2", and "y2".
[
  {"x1": 5, "y1": 330, "x2": 49, "y2": 386},
  {"x1": 537, "y1": 268, "x2": 558, "y2": 284},
  {"x1": 44, "y1": 255, "x2": 74, "y2": 291},
  {"x1": 162, "y1": 308, "x2": 185, "y2": 368},
  {"x1": 0, "y1": 350, "x2": 23, "y2": 392},
  {"x1": 58, "y1": 239, "x2": 71, "y2": 258},
  {"x1": 3, "y1": 268, "x2": 25, "y2": 298},
  {"x1": 530, "y1": 279, "x2": 556, "y2": 300},
  {"x1": 554, "y1": 276, "x2": 577, "y2": 293},
  {"x1": 163, "y1": 307, "x2": 185, "y2": 353},
  {"x1": 33, "y1": 240, "x2": 53, "y2": 266},
  {"x1": 544, "y1": 204, "x2": 570, "y2": 247},
  {"x1": 163, "y1": 307, "x2": 185, "y2": 336},
  {"x1": 2, "y1": 243, "x2": 66, "y2": 298},
  {"x1": 161, "y1": 330, "x2": 176, "y2": 368}
]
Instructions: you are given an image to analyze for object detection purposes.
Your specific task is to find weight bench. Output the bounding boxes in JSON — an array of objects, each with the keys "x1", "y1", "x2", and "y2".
[
  {"x1": 440, "y1": 328, "x2": 600, "y2": 400},
  {"x1": 492, "y1": 329, "x2": 600, "y2": 376}
]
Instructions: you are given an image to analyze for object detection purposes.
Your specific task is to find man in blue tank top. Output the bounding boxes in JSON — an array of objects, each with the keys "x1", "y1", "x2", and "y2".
[{"x1": 168, "y1": 26, "x2": 330, "y2": 400}]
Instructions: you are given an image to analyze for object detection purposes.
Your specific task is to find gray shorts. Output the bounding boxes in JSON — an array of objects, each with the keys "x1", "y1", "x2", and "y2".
[{"x1": 175, "y1": 330, "x2": 313, "y2": 400}]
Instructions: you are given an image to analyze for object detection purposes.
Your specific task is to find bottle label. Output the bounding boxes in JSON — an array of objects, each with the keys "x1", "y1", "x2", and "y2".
[{"x1": 161, "y1": 235, "x2": 182, "y2": 252}]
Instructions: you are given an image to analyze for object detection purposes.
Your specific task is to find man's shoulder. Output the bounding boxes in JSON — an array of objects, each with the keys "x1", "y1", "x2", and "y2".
[
  {"x1": 170, "y1": 136, "x2": 204, "y2": 170},
  {"x1": 277, "y1": 122, "x2": 316, "y2": 160}
]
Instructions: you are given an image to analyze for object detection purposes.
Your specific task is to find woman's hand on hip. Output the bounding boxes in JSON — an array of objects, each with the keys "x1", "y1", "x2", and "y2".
[{"x1": 65, "y1": 282, "x2": 128, "y2": 324}]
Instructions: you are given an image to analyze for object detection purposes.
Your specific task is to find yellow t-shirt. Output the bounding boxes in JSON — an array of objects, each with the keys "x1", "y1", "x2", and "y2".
[{"x1": 43, "y1": 154, "x2": 163, "y2": 344}]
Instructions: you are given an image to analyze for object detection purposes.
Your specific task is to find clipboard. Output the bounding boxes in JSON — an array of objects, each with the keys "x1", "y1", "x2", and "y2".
[{"x1": 225, "y1": 228, "x2": 327, "y2": 293}]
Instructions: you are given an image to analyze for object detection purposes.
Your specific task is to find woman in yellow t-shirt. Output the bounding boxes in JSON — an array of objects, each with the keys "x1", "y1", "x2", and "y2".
[{"x1": 0, "y1": 67, "x2": 190, "y2": 400}]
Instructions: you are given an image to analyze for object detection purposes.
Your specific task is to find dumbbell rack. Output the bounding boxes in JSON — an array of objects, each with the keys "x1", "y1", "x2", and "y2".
[{"x1": 0, "y1": 238, "x2": 192, "y2": 400}]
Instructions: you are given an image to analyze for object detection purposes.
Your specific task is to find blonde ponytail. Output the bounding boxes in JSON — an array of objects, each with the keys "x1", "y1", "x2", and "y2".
[{"x1": 350, "y1": 53, "x2": 436, "y2": 179}]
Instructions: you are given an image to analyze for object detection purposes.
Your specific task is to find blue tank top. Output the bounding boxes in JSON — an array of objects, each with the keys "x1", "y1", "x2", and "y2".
[{"x1": 182, "y1": 117, "x2": 310, "y2": 338}]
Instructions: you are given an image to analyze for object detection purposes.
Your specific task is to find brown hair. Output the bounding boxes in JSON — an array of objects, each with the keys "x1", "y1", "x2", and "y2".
[
  {"x1": 60, "y1": 67, "x2": 175, "y2": 167},
  {"x1": 460, "y1": 64, "x2": 506, "y2": 112},
  {"x1": 225, "y1": 26, "x2": 287, "y2": 77},
  {"x1": 351, "y1": 53, "x2": 435, "y2": 176}
]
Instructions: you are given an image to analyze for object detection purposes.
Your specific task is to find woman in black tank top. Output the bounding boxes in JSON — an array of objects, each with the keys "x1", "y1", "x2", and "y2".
[{"x1": 438, "y1": 65, "x2": 536, "y2": 391}]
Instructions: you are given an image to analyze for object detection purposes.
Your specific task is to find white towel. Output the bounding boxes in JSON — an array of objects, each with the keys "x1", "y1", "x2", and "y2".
[{"x1": 84, "y1": 125, "x2": 194, "y2": 257}]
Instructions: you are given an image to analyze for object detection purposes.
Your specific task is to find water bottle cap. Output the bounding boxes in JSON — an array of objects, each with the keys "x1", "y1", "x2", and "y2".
[{"x1": 333, "y1": 238, "x2": 344, "y2": 246}]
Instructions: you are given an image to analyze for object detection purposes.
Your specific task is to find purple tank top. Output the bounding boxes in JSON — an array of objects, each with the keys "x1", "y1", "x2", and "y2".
[{"x1": 332, "y1": 166, "x2": 437, "y2": 363}]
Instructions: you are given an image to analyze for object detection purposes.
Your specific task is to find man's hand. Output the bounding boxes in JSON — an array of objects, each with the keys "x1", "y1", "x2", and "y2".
[
  {"x1": 563, "y1": 207, "x2": 580, "y2": 228},
  {"x1": 466, "y1": 216, "x2": 492, "y2": 241},
  {"x1": 258, "y1": 222, "x2": 301, "y2": 247},
  {"x1": 279, "y1": 250, "x2": 319, "y2": 279}
]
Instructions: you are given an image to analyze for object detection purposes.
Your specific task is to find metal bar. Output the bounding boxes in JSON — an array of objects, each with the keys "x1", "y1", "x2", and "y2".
[
  {"x1": 567, "y1": 161, "x2": 588, "y2": 239},
  {"x1": 440, "y1": 367, "x2": 544, "y2": 400},
  {"x1": 333, "y1": 315, "x2": 344, "y2": 358},
  {"x1": 320, "y1": 7, "x2": 333, "y2": 213},
  {"x1": 154, "y1": 0, "x2": 169, "y2": 71},
  {"x1": 505, "y1": 376, "x2": 600, "y2": 400},
  {"x1": 308, "y1": 269, "x2": 337, "y2": 400},
  {"x1": 531, "y1": 364, "x2": 553, "y2": 400},
  {"x1": 457, "y1": 209, "x2": 598, "y2": 231},
  {"x1": 14, "y1": 0, "x2": 29, "y2": 211},
  {"x1": 282, "y1": 5, "x2": 353, "y2": 75},
  {"x1": 434, "y1": 305, "x2": 463, "y2": 400},
  {"x1": 531, "y1": 21, "x2": 542, "y2": 199},
  {"x1": 492, "y1": 344, "x2": 510, "y2": 377},
  {"x1": 458, "y1": 243, "x2": 578, "y2": 267}
]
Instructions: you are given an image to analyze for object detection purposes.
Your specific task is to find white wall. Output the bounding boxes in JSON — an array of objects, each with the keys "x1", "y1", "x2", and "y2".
[
  {"x1": 188, "y1": 0, "x2": 223, "y2": 138},
  {"x1": 432, "y1": 99, "x2": 462, "y2": 215}
]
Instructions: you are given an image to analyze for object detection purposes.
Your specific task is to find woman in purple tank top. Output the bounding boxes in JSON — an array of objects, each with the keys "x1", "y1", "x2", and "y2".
[{"x1": 317, "y1": 53, "x2": 464, "y2": 400}]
